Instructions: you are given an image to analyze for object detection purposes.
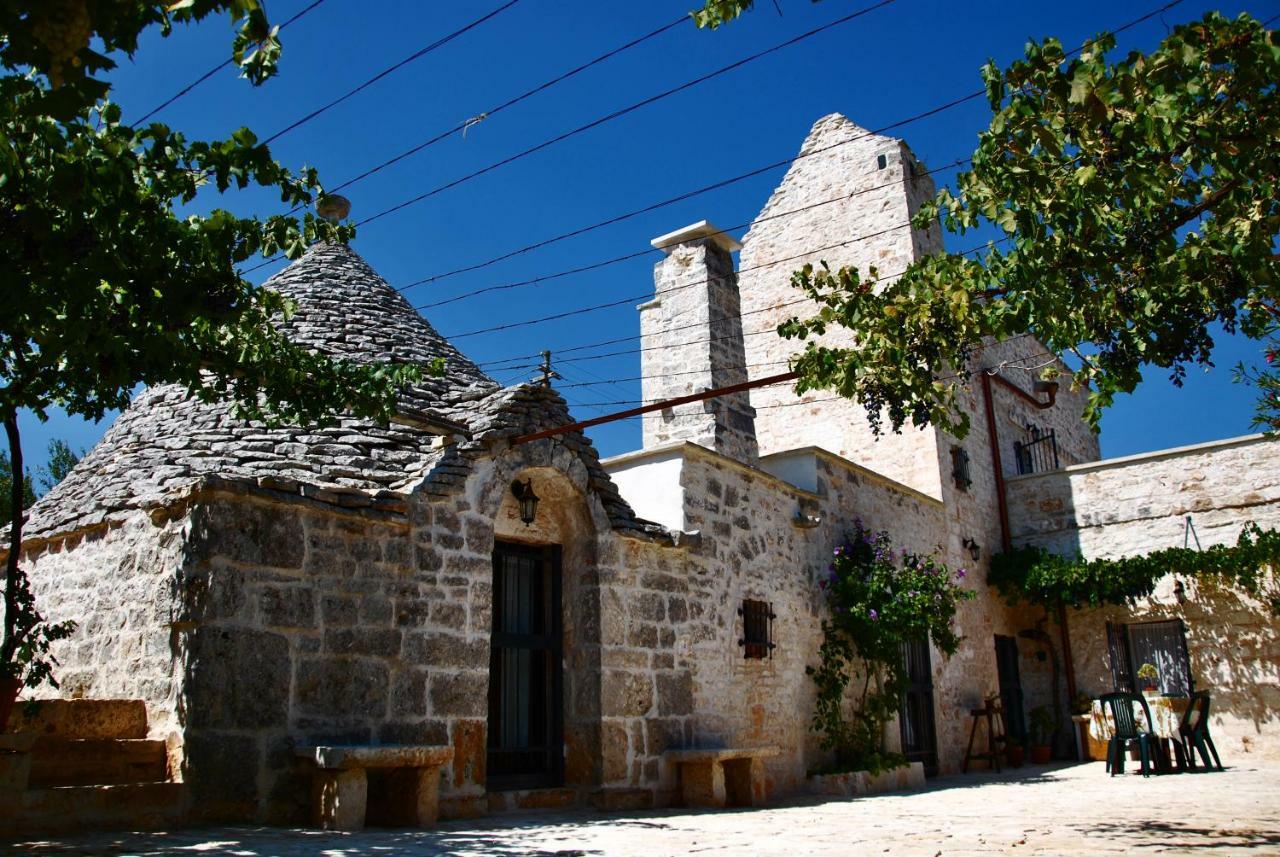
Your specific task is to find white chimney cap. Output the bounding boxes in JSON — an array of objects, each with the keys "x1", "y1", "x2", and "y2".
[{"x1": 650, "y1": 220, "x2": 742, "y2": 255}]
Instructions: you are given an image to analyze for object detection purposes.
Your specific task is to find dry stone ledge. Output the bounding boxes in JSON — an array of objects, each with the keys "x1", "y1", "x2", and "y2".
[
  {"x1": 664, "y1": 747, "x2": 779, "y2": 809},
  {"x1": 295, "y1": 744, "x2": 453, "y2": 831}
]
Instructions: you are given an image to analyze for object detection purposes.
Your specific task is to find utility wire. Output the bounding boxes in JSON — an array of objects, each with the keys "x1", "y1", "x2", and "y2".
[
  {"x1": 242, "y1": 0, "x2": 1181, "y2": 279},
  {"x1": 134, "y1": 0, "x2": 330, "y2": 124},
  {"x1": 478, "y1": 237, "x2": 1011, "y2": 370},
  {"x1": 351, "y1": 0, "x2": 898, "y2": 229},
  {"x1": 261, "y1": 0, "x2": 525, "y2": 147},
  {"x1": 240, "y1": 0, "x2": 899, "y2": 276},
  {"x1": 324, "y1": 14, "x2": 689, "y2": 198},
  {"x1": 411, "y1": 157, "x2": 969, "y2": 311},
  {"x1": 403, "y1": 0, "x2": 1187, "y2": 296},
  {"x1": 448, "y1": 219, "x2": 922, "y2": 341}
]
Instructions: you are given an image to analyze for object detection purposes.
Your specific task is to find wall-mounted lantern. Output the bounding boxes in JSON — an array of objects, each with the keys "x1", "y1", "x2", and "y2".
[
  {"x1": 511, "y1": 479, "x2": 540, "y2": 526},
  {"x1": 962, "y1": 537, "x2": 981, "y2": 562}
]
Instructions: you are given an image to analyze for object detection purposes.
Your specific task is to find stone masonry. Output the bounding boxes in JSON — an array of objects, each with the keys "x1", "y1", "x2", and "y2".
[
  {"x1": 640, "y1": 222, "x2": 758, "y2": 464},
  {"x1": 10, "y1": 111, "x2": 1280, "y2": 838}
]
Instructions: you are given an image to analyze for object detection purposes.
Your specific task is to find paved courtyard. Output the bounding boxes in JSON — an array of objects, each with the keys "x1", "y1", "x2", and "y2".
[{"x1": 9, "y1": 762, "x2": 1280, "y2": 856}]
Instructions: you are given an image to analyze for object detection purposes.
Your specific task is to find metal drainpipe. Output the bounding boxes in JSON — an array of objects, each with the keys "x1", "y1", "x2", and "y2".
[{"x1": 979, "y1": 372, "x2": 1078, "y2": 706}]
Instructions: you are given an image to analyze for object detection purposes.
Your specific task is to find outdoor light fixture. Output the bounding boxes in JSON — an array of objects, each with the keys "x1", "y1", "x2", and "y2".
[
  {"x1": 1173, "y1": 579, "x2": 1187, "y2": 605},
  {"x1": 511, "y1": 479, "x2": 540, "y2": 526},
  {"x1": 962, "y1": 537, "x2": 981, "y2": 562}
]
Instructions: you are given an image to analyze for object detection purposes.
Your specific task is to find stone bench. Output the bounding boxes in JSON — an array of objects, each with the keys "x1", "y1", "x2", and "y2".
[
  {"x1": 664, "y1": 747, "x2": 779, "y2": 808},
  {"x1": 295, "y1": 744, "x2": 453, "y2": 831}
]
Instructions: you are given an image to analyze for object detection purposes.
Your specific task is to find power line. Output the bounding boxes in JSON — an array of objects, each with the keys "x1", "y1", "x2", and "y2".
[
  {"x1": 261, "y1": 0, "x2": 525, "y2": 147},
  {"x1": 242, "y1": 0, "x2": 1181, "y2": 280},
  {"x1": 478, "y1": 237, "x2": 1011, "y2": 370},
  {"x1": 134, "y1": 0, "x2": 330, "y2": 124},
  {"x1": 448, "y1": 219, "x2": 922, "y2": 341},
  {"x1": 245, "y1": 0, "x2": 902, "y2": 277},
  {"x1": 409, "y1": 157, "x2": 969, "y2": 312},
  {"x1": 562, "y1": 342, "x2": 1048, "y2": 413},
  {"x1": 403, "y1": 0, "x2": 1187, "y2": 296},
  {"x1": 349, "y1": 0, "x2": 901, "y2": 230},
  {"x1": 324, "y1": 14, "x2": 689, "y2": 199}
]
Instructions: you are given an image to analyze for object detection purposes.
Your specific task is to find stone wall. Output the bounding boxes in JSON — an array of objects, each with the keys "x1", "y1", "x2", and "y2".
[
  {"x1": 640, "y1": 230, "x2": 758, "y2": 463},
  {"x1": 737, "y1": 113, "x2": 946, "y2": 497},
  {"x1": 1007, "y1": 433, "x2": 1280, "y2": 761},
  {"x1": 22, "y1": 511, "x2": 190, "y2": 738},
  {"x1": 605, "y1": 441, "x2": 960, "y2": 789}
]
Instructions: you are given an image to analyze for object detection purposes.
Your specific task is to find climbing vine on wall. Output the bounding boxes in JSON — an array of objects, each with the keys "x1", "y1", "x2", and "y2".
[
  {"x1": 807, "y1": 521, "x2": 973, "y2": 774},
  {"x1": 989, "y1": 523, "x2": 1280, "y2": 615}
]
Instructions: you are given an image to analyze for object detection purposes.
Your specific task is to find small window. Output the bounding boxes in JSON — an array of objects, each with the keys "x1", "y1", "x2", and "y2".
[
  {"x1": 950, "y1": 446, "x2": 972, "y2": 491},
  {"x1": 876, "y1": 153, "x2": 888, "y2": 170},
  {"x1": 1108, "y1": 619, "x2": 1193, "y2": 696},
  {"x1": 739, "y1": 599, "x2": 775, "y2": 659}
]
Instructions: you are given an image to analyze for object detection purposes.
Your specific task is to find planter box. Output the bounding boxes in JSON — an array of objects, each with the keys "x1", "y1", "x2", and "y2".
[{"x1": 808, "y1": 761, "x2": 925, "y2": 798}]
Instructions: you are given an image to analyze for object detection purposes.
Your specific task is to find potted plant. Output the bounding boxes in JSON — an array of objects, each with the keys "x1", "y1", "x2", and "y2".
[
  {"x1": 1006, "y1": 739, "x2": 1025, "y2": 768},
  {"x1": 1136, "y1": 662, "x2": 1160, "y2": 694},
  {"x1": 1028, "y1": 705, "x2": 1055, "y2": 764}
]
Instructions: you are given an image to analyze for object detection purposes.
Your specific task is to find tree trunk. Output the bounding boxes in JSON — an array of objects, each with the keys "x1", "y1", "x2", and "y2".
[{"x1": 2, "y1": 413, "x2": 22, "y2": 668}]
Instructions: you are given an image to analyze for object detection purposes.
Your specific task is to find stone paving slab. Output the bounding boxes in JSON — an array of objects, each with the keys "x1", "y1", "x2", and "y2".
[{"x1": 8, "y1": 762, "x2": 1280, "y2": 855}]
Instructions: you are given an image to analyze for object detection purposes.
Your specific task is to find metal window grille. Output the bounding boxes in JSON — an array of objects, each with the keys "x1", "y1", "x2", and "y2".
[
  {"x1": 739, "y1": 599, "x2": 775, "y2": 659},
  {"x1": 1013, "y1": 424, "x2": 1060, "y2": 475},
  {"x1": 950, "y1": 446, "x2": 972, "y2": 491}
]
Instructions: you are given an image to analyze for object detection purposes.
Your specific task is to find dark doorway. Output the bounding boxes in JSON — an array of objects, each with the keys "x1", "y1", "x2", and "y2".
[
  {"x1": 995, "y1": 635, "x2": 1027, "y2": 743},
  {"x1": 899, "y1": 638, "x2": 938, "y2": 776},
  {"x1": 488, "y1": 541, "x2": 564, "y2": 791}
]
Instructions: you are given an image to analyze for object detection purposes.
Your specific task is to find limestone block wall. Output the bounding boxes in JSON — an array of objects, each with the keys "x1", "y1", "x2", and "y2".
[
  {"x1": 1007, "y1": 434, "x2": 1280, "y2": 761},
  {"x1": 924, "y1": 335, "x2": 1102, "y2": 750},
  {"x1": 604, "y1": 442, "x2": 957, "y2": 794},
  {"x1": 737, "y1": 113, "x2": 945, "y2": 497},
  {"x1": 640, "y1": 235, "x2": 757, "y2": 463},
  {"x1": 21, "y1": 511, "x2": 190, "y2": 737}
]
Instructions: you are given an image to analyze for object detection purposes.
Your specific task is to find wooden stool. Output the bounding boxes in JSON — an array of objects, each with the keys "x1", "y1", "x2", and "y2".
[{"x1": 963, "y1": 697, "x2": 1007, "y2": 773}]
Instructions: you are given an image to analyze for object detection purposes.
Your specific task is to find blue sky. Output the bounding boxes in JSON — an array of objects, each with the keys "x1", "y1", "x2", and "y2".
[{"x1": 16, "y1": 0, "x2": 1279, "y2": 474}]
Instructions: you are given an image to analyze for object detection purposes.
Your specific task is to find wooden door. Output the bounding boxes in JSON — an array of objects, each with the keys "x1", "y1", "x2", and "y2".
[{"x1": 899, "y1": 637, "x2": 938, "y2": 776}]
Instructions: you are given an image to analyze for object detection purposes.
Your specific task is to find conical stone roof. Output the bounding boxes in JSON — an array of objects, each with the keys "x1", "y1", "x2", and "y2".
[{"x1": 23, "y1": 242, "x2": 501, "y2": 540}]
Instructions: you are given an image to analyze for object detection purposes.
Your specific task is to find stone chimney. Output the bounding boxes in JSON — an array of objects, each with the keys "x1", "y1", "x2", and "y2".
[{"x1": 638, "y1": 220, "x2": 758, "y2": 463}]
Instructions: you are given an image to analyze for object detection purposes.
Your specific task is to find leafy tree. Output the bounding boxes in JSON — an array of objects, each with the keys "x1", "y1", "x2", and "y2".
[
  {"x1": 35, "y1": 439, "x2": 80, "y2": 495},
  {"x1": 777, "y1": 13, "x2": 1279, "y2": 438},
  {"x1": 692, "y1": 0, "x2": 820, "y2": 30},
  {"x1": 0, "y1": 2, "x2": 430, "y2": 688}
]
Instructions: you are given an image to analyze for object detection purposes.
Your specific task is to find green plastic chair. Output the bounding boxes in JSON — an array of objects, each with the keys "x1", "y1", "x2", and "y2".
[
  {"x1": 1100, "y1": 692, "x2": 1157, "y2": 777},
  {"x1": 1177, "y1": 691, "x2": 1224, "y2": 771}
]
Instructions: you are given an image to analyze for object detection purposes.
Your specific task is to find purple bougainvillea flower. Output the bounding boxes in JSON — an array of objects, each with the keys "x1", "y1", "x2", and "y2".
[
  {"x1": 955, "y1": 568, "x2": 967, "y2": 580},
  {"x1": 868, "y1": 609, "x2": 878, "y2": 620}
]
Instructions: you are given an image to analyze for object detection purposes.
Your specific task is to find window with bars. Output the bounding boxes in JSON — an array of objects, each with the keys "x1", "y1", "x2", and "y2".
[
  {"x1": 950, "y1": 446, "x2": 972, "y2": 491},
  {"x1": 1107, "y1": 619, "x2": 1193, "y2": 696},
  {"x1": 1013, "y1": 423, "x2": 1060, "y2": 475},
  {"x1": 739, "y1": 599, "x2": 775, "y2": 659}
]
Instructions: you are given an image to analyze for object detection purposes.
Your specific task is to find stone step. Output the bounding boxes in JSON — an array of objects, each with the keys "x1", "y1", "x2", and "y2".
[
  {"x1": 9, "y1": 699, "x2": 148, "y2": 740},
  {"x1": 0, "y1": 782, "x2": 185, "y2": 838},
  {"x1": 28, "y1": 738, "x2": 169, "y2": 788}
]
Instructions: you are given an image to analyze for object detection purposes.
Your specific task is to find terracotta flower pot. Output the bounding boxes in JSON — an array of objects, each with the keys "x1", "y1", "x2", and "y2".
[
  {"x1": 0, "y1": 677, "x2": 22, "y2": 732},
  {"x1": 1006, "y1": 745, "x2": 1025, "y2": 767},
  {"x1": 1030, "y1": 744, "x2": 1052, "y2": 764}
]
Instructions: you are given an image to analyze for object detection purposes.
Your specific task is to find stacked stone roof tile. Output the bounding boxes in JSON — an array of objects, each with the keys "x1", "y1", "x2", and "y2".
[{"x1": 21, "y1": 243, "x2": 666, "y2": 542}]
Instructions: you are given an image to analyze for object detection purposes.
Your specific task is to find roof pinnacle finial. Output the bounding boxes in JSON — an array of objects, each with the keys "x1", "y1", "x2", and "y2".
[{"x1": 317, "y1": 194, "x2": 352, "y2": 222}]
